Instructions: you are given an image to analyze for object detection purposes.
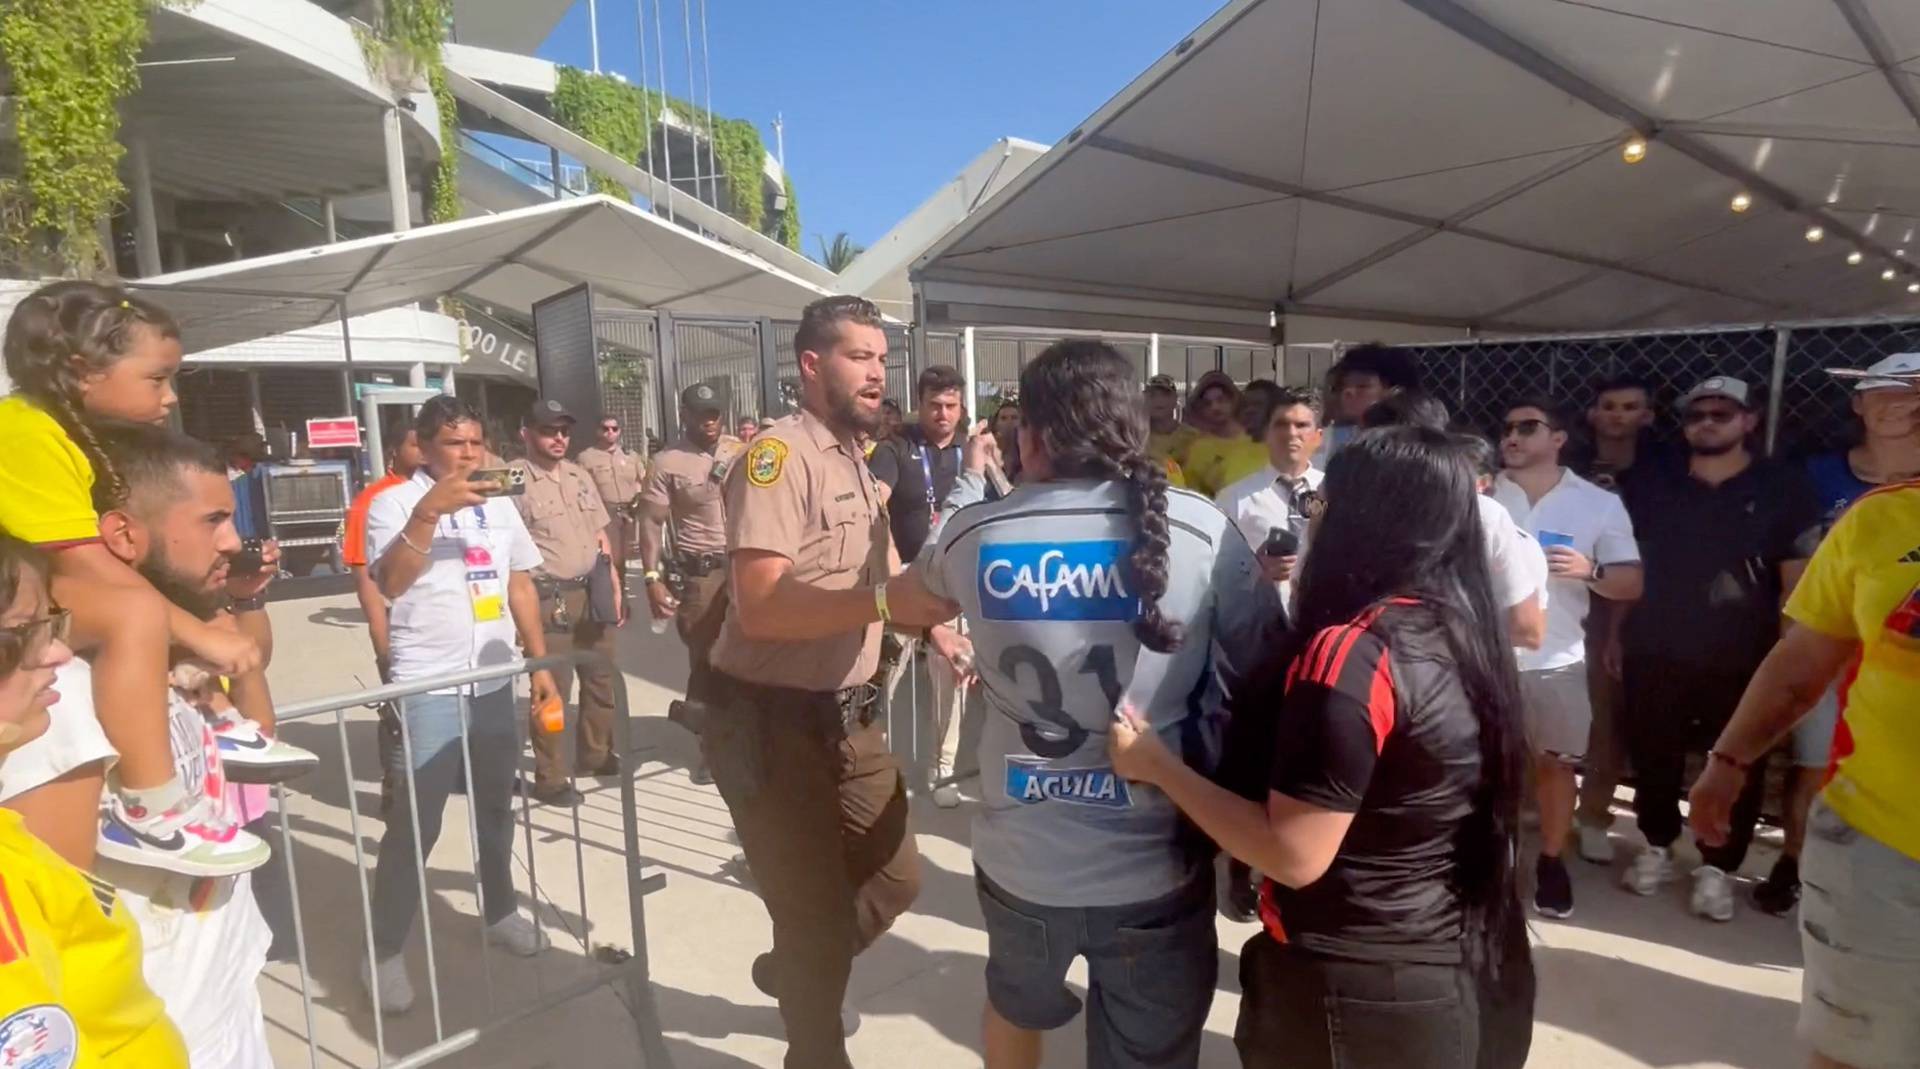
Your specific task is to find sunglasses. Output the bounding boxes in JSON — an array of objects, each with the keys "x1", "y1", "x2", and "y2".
[
  {"x1": 1502, "y1": 418, "x2": 1551, "y2": 437},
  {"x1": 535, "y1": 424, "x2": 572, "y2": 438},
  {"x1": 0, "y1": 609, "x2": 70, "y2": 678},
  {"x1": 1683, "y1": 408, "x2": 1741, "y2": 426}
]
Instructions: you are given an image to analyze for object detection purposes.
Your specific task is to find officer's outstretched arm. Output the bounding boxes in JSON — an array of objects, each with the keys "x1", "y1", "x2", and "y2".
[{"x1": 729, "y1": 551, "x2": 954, "y2": 641}]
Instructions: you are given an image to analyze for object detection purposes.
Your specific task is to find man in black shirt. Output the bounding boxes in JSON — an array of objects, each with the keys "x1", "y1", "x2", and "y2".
[
  {"x1": 1616, "y1": 375, "x2": 1822, "y2": 921},
  {"x1": 867, "y1": 365, "x2": 974, "y2": 806}
]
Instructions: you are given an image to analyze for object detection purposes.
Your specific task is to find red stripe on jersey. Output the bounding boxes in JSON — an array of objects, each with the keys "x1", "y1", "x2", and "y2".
[
  {"x1": 1258, "y1": 877, "x2": 1289, "y2": 944},
  {"x1": 1365, "y1": 654, "x2": 1397, "y2": 754},
  {"x1": 0, "y1": 875, "x2": 26, "y2": 964},
  {"x1": 1317, "y1": 625, "x2": 1369, "y2": 688},
  {"x1": 1822, "y1": 651, "x2": 1865, "y2": 791}
]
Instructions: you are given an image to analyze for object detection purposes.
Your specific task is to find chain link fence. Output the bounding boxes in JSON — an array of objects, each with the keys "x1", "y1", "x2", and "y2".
[{"x1": 1379, "y1": 318, "x2": 1920, "y2": 456}]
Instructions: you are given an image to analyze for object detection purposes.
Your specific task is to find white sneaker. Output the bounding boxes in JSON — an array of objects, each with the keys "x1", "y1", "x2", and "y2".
[
  {"x1": 486, "y1": 912, "x2": 551, "y2": 957},
  {"x1": 932, "y1": 783, "x2": 962, "y2": 809},
  {"x1": 362, "y1": 953, "x2": 414, "y2": 1014},
  {"x1": 1622, "y1": 845, "x2": 1673, "y2": 896},
  {"x1": 98, "y1": 794, "x2": 269, "y2": 877},
  {"x1": 1691, "y1": 865, "x2": 1736, "y2": 922},
  {"x1": 210, "y1": 711, "x2": 320, "y2": 784},
  {"x1": 1577, "y1": 824, "x2": 1615, "y2": 865}
]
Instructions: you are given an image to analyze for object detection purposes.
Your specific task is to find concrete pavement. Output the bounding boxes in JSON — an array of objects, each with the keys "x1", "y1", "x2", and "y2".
[{"x1": 255, "y1": 589, "x2": 1806, "y2": 1069}]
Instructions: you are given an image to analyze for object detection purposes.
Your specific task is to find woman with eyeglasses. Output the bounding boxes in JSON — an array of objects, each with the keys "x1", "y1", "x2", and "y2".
[
  {"x1": 1111, "y1": 426, "x2": 1535, "y2": 1069},
  {"x1": 0, "y1": 534, "x2": 188, "y2": 1067}
]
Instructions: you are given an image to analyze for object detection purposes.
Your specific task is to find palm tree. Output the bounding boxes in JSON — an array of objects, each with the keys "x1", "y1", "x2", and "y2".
[{"x1": 816, "y1": 231, "x2": 864, "y2": 273}]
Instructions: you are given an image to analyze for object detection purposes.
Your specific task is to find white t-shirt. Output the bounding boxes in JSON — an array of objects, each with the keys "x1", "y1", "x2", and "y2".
[
  {"x1": 0, "y1": 666, "x2": 274, "y2": 1068},
  {"x1": 1477, "y1": 492, "x2": 1549, "y2": 613},
  {"x1": 365, "y1": 470, "x2": 541, "y2": 696},
  {"x1": 1215, "y1": 464, "x2": 1323, "y2": 607},
  {"x1": 0, "y1": 661, "x2": 116, "y2": 802},
  {"x1": 1491, "y1": 469, "x2": 1639, "y2": 672}
]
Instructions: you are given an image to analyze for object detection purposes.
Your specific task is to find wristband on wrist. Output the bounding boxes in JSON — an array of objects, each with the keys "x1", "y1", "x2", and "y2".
[
  {"x1": 643, "y1": 569, "x2": 662, "y2": 583},
  {"x1": 397, "y1": 531, "x2": 431, "y2": 556},
  {"x1": 230, "y1": 595, "x2": 266, "y2": 613},
  {"x1": 1707, "y1": 749, "x2": 1752, "y2": 773},
  {"x1": 873, "y1": 582, "x2": 892, "y2": 625}
]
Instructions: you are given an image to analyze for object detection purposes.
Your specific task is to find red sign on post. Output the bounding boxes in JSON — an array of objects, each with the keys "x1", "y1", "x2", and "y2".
[{"x1": 306, "y1": 417, "x2": 361, "y2": 450}]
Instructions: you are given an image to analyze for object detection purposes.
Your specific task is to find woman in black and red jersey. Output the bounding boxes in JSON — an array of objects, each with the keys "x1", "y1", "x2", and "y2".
[{"x1": 1111, "y1": 424, "x2": 1534, "y2": 1069}]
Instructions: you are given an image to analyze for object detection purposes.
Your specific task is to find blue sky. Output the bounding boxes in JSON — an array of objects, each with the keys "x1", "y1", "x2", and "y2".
[{"x1": 530, "y1": 0, "x2": 1220, "y2": 260}]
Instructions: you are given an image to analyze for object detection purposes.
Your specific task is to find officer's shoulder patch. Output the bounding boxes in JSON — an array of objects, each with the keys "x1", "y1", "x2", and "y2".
[{"x1": 746, "y1": 438, "x2": 789, "y2": 488}]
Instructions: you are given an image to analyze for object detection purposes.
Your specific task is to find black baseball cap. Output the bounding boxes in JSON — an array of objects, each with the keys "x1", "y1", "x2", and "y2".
[
  {"x1": 681, "y1": 382, "x2": 723, "y2": 411},
  {"x1": 524, "y1": 398, "x2": 576, "y2": 427}
]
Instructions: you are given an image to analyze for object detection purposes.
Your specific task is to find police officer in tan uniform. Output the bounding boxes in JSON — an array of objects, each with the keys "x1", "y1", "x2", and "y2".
[
  {"x1": 637, "y1": 382, "x2": 743, "y2": 785},
  {"x1": 510, "y1": 398, "x2": 623, "y2": 806},
  {"x1": 577, "y1": 412, "x2": 646, "y2": 570},
  {"x1": 707, "y1": 296, "x2": 955, "y2": 1067}
]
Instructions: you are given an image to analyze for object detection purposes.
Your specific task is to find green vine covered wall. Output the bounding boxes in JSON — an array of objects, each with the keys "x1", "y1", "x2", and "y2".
[
  {"x1": 776, "y1": 174, "x2": 800, "y2": 251},
  {"x1": 551, "y1": 66, "x2": 658, "y2": 201},
  {"x1": 356, "y1": 0, "x2": 459, "y2": 224},
  {"x1": 0, "y1": 0, "x2": 172, "y2": 274},
  {"x1": 550, "y1": 66, "x2": 797, "y2": 246}
]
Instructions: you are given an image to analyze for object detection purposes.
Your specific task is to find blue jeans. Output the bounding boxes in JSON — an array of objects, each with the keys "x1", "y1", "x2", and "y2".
[
  {"x1": 975, "y1": 868, "x2": 1217, "y2": 1069},
  {"x1": 370, "y1": 688, "x2": 522, "y2": 959}
]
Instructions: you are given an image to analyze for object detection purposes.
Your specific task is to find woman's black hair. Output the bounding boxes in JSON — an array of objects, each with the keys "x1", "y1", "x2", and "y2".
[
  {"x1": 1290, "y1": 425, "x2": 1528, "y2": 983},
  {"x1": 3, "y1": 280, "x2": 181, "y2": 510},
  {"x1": 1360, "y1": 387, "x2": 1451, "y2": 432},
  {"x1": 1017, "y1": 340, "x2": 1182, "y2": 652}
]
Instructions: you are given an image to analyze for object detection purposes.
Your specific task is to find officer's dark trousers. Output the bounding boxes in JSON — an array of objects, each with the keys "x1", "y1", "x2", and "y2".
[
  {"x1": 534, "y1": 586, "x2": 617, "y2": 791},
  {"x1": 675, "y1": 567, "x2": 728, "y2": 706},
  {"x1": 1622, "y1": 654, "x2": 1770, "y2": 872},
  {"x1": 705, "y1": 673, "x2": 922, "y2": 1069}
]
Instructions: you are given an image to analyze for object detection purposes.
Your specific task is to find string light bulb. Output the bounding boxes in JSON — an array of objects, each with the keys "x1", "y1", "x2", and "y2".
[
  {"x1": 1730, "y1": 191, "x2": 1753, "y2": 213},
  {"x1": 1805, "y1": 225, "x2": 1825, "y2": 243},
  {"x1": 1847, "y1": 250, "x2": 1864, "y2": 265},
  {"x1": 1884, "y1": 268, "x2": 1898, "y2": 281},
  {"x1": 1908, "y1": 282, "x2": 1919, "y2": 294},
  {"x1": 1621, "y1": 137, "x2": 1647, "y2": 164}
]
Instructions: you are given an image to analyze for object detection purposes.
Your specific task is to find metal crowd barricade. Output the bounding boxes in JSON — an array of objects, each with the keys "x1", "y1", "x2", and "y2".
[{"x1": 264, "y1": 652, "x2": 673, "y2": 1069}]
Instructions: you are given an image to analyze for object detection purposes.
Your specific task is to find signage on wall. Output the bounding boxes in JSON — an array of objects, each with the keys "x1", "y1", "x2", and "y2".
[{"x1": 306, "y1": 417, "x2": 362, "y2": 450}]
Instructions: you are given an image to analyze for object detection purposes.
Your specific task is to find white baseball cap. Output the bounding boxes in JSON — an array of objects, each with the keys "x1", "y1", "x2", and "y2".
[
  {"x1": 1839, "y1": 351, "x2": 1920, "y2": 392},
  {"x1": 1675, "y1": 375, "x2": 1752, "y2": 411}
]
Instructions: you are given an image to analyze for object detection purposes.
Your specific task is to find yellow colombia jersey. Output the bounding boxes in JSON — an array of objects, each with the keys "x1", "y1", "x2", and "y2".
[
  {"x1": 1181, "y1": 433, "x2": 1268, "y2": 498},
  {"x1": 0, "y1": 811, "x2": 187, "y2": 1069},
  {"x1": 0, "y1": 395, "x2": 99, "y2": 547},
  {"x1": 1147, "y1": 425, "x2": 1200, "y2": 468},
  {"x1": 1784, "y1": 481, "x2": 1920, "y2": 862}
]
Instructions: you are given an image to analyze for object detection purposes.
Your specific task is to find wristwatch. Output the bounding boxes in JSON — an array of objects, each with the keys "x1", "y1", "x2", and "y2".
[
  {"x1": 230, "y1": 595, "x2": 266, "y2": 613},
  {"x1": 642, "y1": 569, "x2": 662, "y2": 583}
]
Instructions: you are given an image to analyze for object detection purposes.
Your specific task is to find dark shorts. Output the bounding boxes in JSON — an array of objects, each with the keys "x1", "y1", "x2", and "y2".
[{"x1": 975, "y1": 867, "x2": 1216, "y2": 1069}]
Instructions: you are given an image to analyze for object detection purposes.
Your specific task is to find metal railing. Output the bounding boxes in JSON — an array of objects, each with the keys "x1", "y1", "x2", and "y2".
[{"x1": 264, "y1": 651, "x2": 672, "y2": 1069}]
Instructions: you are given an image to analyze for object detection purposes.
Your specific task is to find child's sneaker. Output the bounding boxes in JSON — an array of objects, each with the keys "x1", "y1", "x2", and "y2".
[
  {"x1": 210, "y1": 711, "x2": 318, "y2": 784},
  {"x1": 98, "y1": 794, "x2": 269, "y2": 877}
]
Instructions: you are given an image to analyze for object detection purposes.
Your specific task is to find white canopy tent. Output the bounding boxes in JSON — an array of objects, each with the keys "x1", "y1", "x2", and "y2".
[
  {"x1": 144, "y1": 195, "x2": 837, "y2": 352},
  {"x1": 914, "y1": 0, "x2": 1920, "y2": 344}
]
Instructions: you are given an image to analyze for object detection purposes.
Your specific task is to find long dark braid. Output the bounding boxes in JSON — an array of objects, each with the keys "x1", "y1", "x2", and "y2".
[
  {"x1": 3, "y1": 280, "x2": 180, "y2": 511},
  {"x1": 1017, "y1": 340, "x2": 1184, "y2": 652}
]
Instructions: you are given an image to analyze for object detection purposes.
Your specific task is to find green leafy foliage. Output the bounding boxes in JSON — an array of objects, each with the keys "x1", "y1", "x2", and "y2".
[
  {"x1": 0, "y1": 0, "x2": 158, "y2": 274},
  {"x1": 775, "y1": 174, "x2": 801, "y2": 251},
  {"x1": 709, "y1": 118, "x2": 766, "y2": 231},
  {"x1": 551, "y1": 66, "x2": 657, "y2": 201},
  {"x1": 816, "y1": 232, "x2": 862, "y2": 273},
  {"x1": 355, "y1": 0, "x2": 457, "y2": 223},
  {"x1": 550, "y1": 66, "x2": 792, "y2": 238}
]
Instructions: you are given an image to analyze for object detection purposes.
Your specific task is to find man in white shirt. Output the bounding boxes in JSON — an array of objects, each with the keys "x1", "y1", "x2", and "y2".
[
  {"x1": 362, "y1": 395, "x2": 562, "y2": 1013},
  {"x1": 1217, "y1": 386, "x2": 1326, "y2": 610},
  {"x1": 0, "y1": 424, "x2": 282, "y2": 1067},
  {"x1": 1491, "y1": 398, "x2": 1643, "y2": 921}
]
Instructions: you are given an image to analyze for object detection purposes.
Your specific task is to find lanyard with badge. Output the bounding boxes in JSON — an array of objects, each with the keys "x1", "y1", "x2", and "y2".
[
  {"x1": 918, "y1": 442, "x2": 961, "y2": 523},
  {"x1": 444, "y1": 505, "x2": 505, "y2": 622}
]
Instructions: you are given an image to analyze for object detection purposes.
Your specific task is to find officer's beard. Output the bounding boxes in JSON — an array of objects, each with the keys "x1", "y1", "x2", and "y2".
[{"x1": 826, "y1": 382, "x2": 885, "y2": 438}]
